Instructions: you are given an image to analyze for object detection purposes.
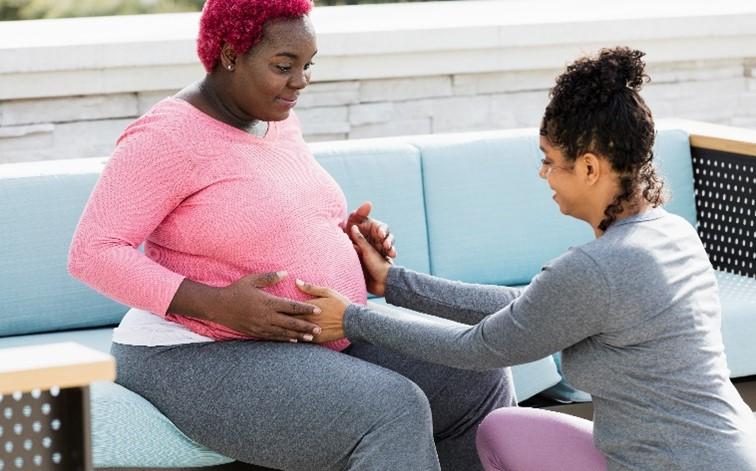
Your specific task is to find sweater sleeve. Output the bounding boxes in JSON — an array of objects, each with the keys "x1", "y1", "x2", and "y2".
[
  {"x1": 344, "y1": 249, "x2": 610, "y2": 370},
  {"x1": 384, "y1": 266, "x2": 523, "y2": 324},
  {"x1": 67, "y1": 126, "x2": 193, "y2": 316}
]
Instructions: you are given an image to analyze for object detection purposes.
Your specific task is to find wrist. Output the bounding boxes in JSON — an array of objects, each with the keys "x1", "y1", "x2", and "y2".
[{"x1": 170, "y1": 278, "x2": 223, "y2": 323}]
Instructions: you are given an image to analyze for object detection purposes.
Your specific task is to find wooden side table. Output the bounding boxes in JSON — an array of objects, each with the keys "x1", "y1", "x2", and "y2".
[{"x1": 0, "y1": 342, "x2": 115, "y2": 471}]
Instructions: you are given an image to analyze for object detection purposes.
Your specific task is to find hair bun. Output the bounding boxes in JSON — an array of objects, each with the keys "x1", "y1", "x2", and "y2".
[
  {"x1": 597, "y1": 47, "x2": 647, "y2": 92},
  {"x1": 552, "y1": 46, "x2": 648, "y2": 107}
]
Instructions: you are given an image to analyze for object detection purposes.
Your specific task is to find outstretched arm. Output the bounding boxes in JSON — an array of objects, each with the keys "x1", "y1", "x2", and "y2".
[
  {"x1": 298, "y1": 248, "x2": 608, "y2": 370},
  {"x1": 384, "y1": 267, "x2": 523, "y2": 325}
]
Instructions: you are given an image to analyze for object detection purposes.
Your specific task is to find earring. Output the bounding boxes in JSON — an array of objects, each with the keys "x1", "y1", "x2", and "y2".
[{"x1": 227, "y1": 65, "x2": 233, "y2": 71}]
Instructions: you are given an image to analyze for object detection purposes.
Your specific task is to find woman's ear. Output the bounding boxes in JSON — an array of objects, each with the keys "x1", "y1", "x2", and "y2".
[
  {"x1": 580, "y1": 152, "x2": 602, "y2": 185},
  {"x1": 219, "y1": 43, "x2": 238, "y2": 71}
]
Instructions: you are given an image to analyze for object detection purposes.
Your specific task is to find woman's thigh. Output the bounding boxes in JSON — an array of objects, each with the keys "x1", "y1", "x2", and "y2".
[
  {"x1": 112, "y1": 341, "x2": 439, "y2": 471},
  {"x1": 347, "y1": 341, "x2": 515, "y2": 471},
  {"x1": 347, "y1": 342, "x2": 515, "y2": 435}
]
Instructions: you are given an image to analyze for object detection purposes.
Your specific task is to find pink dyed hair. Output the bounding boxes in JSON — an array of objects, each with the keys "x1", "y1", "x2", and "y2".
[{"x1": 197, "y1": 0, "x2": 313, "y2": 73}]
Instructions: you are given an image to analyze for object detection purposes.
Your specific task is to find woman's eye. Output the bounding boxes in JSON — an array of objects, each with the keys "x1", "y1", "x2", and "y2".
[
  {"x1": 304, "y1": 62, "x2": 315, "y2": 70},
  {"x1": 276, "y1": 65, "x2": 292, "y2": 73}
]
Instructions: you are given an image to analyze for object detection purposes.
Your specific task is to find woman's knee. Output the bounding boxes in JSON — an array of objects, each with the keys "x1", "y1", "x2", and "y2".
[
  {"x1": 476, "y1": 408, "x2": 605, "y2": 471},
  {"x1": 379, "y1": 373, "x2": 434, "y2": 428}
]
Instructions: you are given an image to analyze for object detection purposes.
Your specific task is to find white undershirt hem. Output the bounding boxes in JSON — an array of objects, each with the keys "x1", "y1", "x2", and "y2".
[{"x1": 112, "y1": 308, "x2": 214, "y2": 346}]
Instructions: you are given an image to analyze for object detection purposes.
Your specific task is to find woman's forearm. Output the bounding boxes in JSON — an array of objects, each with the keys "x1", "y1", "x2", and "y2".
[
  {"x1": 346, "y1": 251, "x2": 608, "y2": 371},
  {"x1": 168, "y1": 278, "x2": 222, "y2": 322},
  {"x1": 384, "y1": 266, "x2": 522, "y2": 325},
  {"x1": 343, "y1": 303, "x2": 519, "y2": 370}
]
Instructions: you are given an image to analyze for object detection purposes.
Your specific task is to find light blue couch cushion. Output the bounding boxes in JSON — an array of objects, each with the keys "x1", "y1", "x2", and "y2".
[
  {"x1": 653, "y1": 127, "x2": 697, "y2": 225},
  {"x1": 0, "y1": 159, "x2": 129, "y2": 337},
  {"x1": 415, "y1": 130, "x2": 593, "y2": 285},
  {"x1": 311, "y1": 140, "x2": 431, "y2": 275},
  {"x1": 90, "y1": 381, "x2": 232, "y2": 468},
  {"x1": 716, "y1": 271, "x2": 756, "y2": 378}
]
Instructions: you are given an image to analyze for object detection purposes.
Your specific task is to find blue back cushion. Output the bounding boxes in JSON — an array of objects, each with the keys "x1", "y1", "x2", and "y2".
[
  {"x1": 415, "y1": 128, "x2": 695, "y2": 285},
  {"x1": 416, "y1": 131, "x2": 593, "y2": 285},
  {"x1": 0, "y1": 159, "x2": 129, "y2": 337},
  {"x1": 311, "y1": 140, "x2": 431, "y2": 275},
  {"x1": 653, "y1": 127, "x2": 697, "y2": 226}
]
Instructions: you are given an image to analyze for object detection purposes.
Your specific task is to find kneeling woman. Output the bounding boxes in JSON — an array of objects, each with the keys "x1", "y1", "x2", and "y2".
[{"x1": 298, "y1": 47, "x2": 756, "y2": 470}]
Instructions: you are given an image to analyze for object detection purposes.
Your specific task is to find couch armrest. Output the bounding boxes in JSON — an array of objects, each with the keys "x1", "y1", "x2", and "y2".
[
  {"x1": 666, "y1": 120, "x2": 756, "y2": 279},
  {"x1": 0, "y1": 342, "x2": 115, "y2": 395},
  {"x1": 0, "y1": 342, "x2": 114, "y2": 470}
]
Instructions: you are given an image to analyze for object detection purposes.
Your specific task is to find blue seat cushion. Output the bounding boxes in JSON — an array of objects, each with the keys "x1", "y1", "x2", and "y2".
[{"x1": 716, "y1": 271, "x2": 756, "y2": 378}]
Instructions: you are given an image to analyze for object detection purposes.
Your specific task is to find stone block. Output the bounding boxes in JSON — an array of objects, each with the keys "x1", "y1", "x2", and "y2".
[
  {"x1": 431, "y1": 95, "x2": 494, "y2": 133},
  {"x1": 360, "y1": 76, "x2": 452, "y2": 103},
  {"x1": 349, "y1": 102, "x2": 394, "y2": 126},
  {"x1": 52, "y1": 118, "x2": 134, "y2": 159},
  {"x1": 643, "y1": 78, "x2": 745, "y2": 123},
  {"x1": 394, "y1": 99, "x2": 435, "y2": 120},
  {"x1": 296, "y1": 106, "x2": 350, "y2": 135},
  {"x1": 350, "y1": 118, "x2": 431, "y2": 139},
  {"x1": 490, "y1": 91, "x2": 550, "y2": 129},
  {"x1": 647, "y1": 60, "x2": 744, "y2": 84},
  {"x1": 137, "y1": 90, "x2": 177, "y2": 114},
  {"x1": 734, "y1": 92, "x2": 756, "y2": 117},
  {"x1": 304, "y1": 133, "x2": 348, "y2": 143},
  {"x1": 453, "y1": 70, "x2": 556, "y2": 95},
  {"x1": 0, "y1": 94, "x2": 138, "y2": 127},
  {"x1": 298, "y1": 81, "x2": 360, "y2": 108},
  {"x1": 0, "y1": 124, "x2": 54, "y2": 154}
]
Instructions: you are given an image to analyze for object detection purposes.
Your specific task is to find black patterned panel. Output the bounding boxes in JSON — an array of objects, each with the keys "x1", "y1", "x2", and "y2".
[
  {"x1": 691, "y1": 147, "x2": 756, "y2": 278},
  {"x1": 0, "y1": 386, "x2": 90, "y2": 471}
]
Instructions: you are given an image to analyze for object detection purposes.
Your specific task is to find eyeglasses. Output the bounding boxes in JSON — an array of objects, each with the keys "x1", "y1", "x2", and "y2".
[{"x1": 538, "y1": 159, "x2": 574, "y2": 179}]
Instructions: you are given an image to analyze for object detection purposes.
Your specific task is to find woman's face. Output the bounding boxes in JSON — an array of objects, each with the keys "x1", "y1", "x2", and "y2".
[
  {"x1": 538, "y1": 136, "x2": 586, "y2": 219},
  {"x1": 228, "y1": 16, "x2": 317, "y2": 122}
]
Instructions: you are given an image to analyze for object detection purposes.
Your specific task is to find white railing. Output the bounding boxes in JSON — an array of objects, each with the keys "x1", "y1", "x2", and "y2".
[{"x1": 1, "y1": 0, "x2": 755, "y2": 162}]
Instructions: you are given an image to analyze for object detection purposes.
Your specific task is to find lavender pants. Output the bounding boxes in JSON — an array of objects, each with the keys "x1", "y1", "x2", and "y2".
[{"x1": 476, "y1": 407, "x2": 607, "y2": 471}]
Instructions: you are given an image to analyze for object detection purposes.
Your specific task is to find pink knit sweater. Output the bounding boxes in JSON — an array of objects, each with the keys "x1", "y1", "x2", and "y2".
[{"x1": 68, "y1": 98, "x2": 366, "y2": 351}]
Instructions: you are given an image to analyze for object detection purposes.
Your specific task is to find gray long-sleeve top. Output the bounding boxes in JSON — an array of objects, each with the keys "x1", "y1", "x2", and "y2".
[{"x1": 344, "y1": 207, "x2": 756, "y2": 470}]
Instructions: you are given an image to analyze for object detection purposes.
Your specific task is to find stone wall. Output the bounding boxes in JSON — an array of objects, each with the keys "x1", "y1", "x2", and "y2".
[{"x1": 2, "y1": 1, "x2": 756, "y2": 163}]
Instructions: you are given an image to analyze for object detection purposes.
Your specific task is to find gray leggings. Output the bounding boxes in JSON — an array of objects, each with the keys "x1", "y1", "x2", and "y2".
[{"x1": 111, "y1": 340, "x2": 514, "y2": 471}]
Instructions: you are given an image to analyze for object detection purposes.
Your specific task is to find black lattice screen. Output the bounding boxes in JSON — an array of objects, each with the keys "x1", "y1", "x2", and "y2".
[
  {"x1": 691, "y1": 147, "x2": 756, "y2": 278},
  {"x1": 0, "y1": 386, "x2": 90, "y2": 471}
]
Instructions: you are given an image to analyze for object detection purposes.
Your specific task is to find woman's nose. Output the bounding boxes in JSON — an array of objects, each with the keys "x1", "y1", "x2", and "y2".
[{"x1": 289, "y1": 70, "x2": 310, "y2": 90}]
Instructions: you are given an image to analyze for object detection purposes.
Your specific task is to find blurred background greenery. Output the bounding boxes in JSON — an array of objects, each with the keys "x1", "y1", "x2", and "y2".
[{"x1": 0, "y1": 0, "x2": 448, "y2": 21}]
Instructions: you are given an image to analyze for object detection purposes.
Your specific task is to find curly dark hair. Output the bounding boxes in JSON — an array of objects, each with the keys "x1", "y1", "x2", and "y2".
[{"x1": 540, "y1": 47, "x2": 665, "y2": 231}]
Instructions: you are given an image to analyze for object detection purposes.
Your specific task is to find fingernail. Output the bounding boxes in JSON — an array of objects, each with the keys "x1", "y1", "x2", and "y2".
[
  {"x1": 295, "y1": 279, "x2": 304, "y2": 286},
  {"x1": 303, "y1": 334, "x2": 314, "y2": 342},
  {"x1": 289, "y1": 338, "x2": 298, "y2": 343},
  {"x1": 313, "y1": 327, "x2": 322, "y2": 334},
  {"x1": 313, "y1": 307, "x2": 321, "y2": 314},
  {"x1": 277, "y1": 270, "x2": 288, "y2": 278}
]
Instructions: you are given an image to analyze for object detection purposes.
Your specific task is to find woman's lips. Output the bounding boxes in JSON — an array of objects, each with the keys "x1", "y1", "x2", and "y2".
[{"x1": 277, "y1": 96, "x2": 298, "y2": 109}]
